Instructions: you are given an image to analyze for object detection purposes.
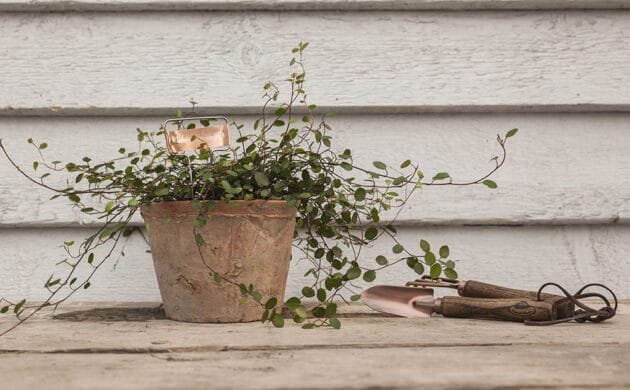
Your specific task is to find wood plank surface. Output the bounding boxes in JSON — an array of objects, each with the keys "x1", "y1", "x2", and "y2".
[
  {"x1": 2, "y1": 345, "x2": 629, "y2": 389},
  {"x1": 2, "y1": 113, "x2": 629, "y2": 226},
  {"x1": 3, "y1": 0, "x2": 630, "y2": 12},
  {"x1": 2, "y1": 225, "x2": 629, "y2": 301},
  {"x1": 1, "y1": 302, "x2": 628, "y2": 389},
  {"x1": 1, "y1": 10, "x2": 630, "y2": 111}
]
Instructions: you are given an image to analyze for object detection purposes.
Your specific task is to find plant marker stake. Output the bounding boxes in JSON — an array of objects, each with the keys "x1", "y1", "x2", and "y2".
[{"x1": 162, "y1": 116, "x2": 231, "y2": 197}]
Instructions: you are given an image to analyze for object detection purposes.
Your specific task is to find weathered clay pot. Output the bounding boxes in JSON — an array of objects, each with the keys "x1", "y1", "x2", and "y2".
[{"x1": 141, "y1": 200, "x2": 296, "y2": 323}]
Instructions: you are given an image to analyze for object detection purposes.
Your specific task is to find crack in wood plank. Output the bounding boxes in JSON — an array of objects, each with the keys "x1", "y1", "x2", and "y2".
[{"x1": 1, "y1": 341, "x2": 624, "y2": 355}]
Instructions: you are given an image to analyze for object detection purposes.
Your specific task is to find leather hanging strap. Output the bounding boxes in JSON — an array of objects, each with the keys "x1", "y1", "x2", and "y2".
[{"x1": 524, "y1": 282, "x2": 617, "y2": 326}]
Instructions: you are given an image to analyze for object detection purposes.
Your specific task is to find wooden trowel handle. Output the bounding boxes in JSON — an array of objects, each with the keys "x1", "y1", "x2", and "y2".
[
  {"x1": 460, "y1": 280, "x2": 557, "y2": 300},
  {"x1": 439, "y1": 296, "x2": 554, "y2": 322},
  {"x1": 459, "y1": 281, "x2": 574, "y2": 319}
]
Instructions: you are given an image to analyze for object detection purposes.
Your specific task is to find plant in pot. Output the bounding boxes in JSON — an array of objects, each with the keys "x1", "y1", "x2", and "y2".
[{"x1": 0, "y1": 42, "x2": 517, "y2": 332}]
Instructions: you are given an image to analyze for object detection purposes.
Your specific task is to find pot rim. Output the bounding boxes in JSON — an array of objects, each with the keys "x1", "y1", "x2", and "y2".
[{"x1": 140, "y1": 199, "x2": 296, "y2": 218}]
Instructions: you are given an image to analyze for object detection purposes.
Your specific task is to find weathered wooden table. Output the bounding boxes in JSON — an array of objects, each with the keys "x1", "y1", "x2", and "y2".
[{"x1": 1, "y1": 302, "x2": 629, "y2": 389}]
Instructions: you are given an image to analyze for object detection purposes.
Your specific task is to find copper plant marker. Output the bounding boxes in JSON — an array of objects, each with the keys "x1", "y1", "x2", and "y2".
[{"x1": 163, "y1": 116, "x2": 230, "y2": 153}]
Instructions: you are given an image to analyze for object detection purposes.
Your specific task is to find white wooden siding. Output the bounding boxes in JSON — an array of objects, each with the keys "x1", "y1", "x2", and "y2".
[
  {"x1": 1, "y1": 1, "x2": 629, "y2": 301},
  {"x1": 2, "y1": 225, "x2": 630, "y2": 301},
  {"x1": 2, "y1": 0, "x2": 630, "y2": 12},
  {"x1": 2, "y1": 113, "x2": 630, "y2": 226},
  {"x1": 1, "y1": 10, "x2": 630, "y2": 111}
]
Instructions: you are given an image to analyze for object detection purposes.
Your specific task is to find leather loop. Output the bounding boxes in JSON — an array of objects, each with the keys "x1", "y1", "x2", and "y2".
[{"x1": 524, "y1": 282, "x2": 617, "y2": 326}]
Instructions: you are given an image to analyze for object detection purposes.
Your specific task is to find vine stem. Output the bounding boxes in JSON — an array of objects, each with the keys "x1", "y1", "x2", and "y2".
[
  {"x1": 422, "y1": 137, "x2": 508, "y2": 186},
  {"x1": 0, "y1": 138, "x2": 119, "y2": 195},
  {"x1": 0, "y1": 209, "x2": 135, "y2": 337}
]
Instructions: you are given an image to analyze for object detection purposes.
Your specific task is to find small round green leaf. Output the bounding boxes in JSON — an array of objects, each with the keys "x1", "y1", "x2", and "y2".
[
  {"x1": 194, "y1": 217, "x2": 206, "y2": 228},
  {"x1": 254, "y1": 171, "x2": 270, "y2": 187},
  {"x1": 317, "y1": 288, "x2": 326, "y2": 303},
  {"x1": 373, "y1": 161, "x2": 387, "y2": 170},
  {"x1": 413, "y1": 262, "x2": 425, "y2": 275},
  {"x1": 364, "y1": 227, "x2": 378, "y2": 240},
  {"x1": 430, "y1": 263, "x2": 442, "y2": 279},
  {"x1": 294, "y1": 306, "x2": 308, "y2": 319},
  {"x1": 354, "y1": 188, "x2": 366, "y2": 202},
  {"x1": 506, "y1": 128, "x2": 518, "y2": 138},
  {"x1": 375, "y1": 255, "x2": 388, "y2": 266},
  {"x1": 363, "y1": 270, "x2": 376, "y2": 282},
  {"x1": 329, "y1": 318, "x2": 341, "y2": 329},
  {"x1": 271, "y1": 313, "x2": 285, "y2": 328},
  {"x1": 444, "y1": 268, "x2": 458, "y2": 280},
  {"x1": 301, "y1": 287, "x2": 315, "y2": 297},
  {"x1": 346, "y1": 267, "x2": 361, "y2": 280},
  {"x1": 155, "y1": 187, "x2": 169, "y2": 197},
  {"x1": 482, "y1": 180, "x2": 497, "y2": 189},
  {"x1": 432, "y1": 172, "x2": 450, "y2": 181},
  {"x1": 264, "y1": 297, "x2": 278, "y2": 310},
  {"x1": 68, "y1": 193, "x2": 80, "y2": 203},
  {"x1": 285, "y1": 297, "x2": 301, "y2": 309}
]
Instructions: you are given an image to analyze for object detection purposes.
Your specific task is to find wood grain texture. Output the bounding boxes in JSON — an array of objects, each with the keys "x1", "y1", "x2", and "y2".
[
  {"x1": 1, "y1": 10, "x2": 630, "y2": 111},
  {"x1": 1, "y1": 224, "x2": 629, "y2": 302},
  {"x1": 4, "y1": 104, "x2": 630, "y2": 117},
  {"x1": 2, "y1": 113, "x2": 629, "y2": 226},
  {"x1": 2, "y1": 345, "x2": 629, "y2": 389},
  {"x1": 1, "y1": 303, "x2": 628, "y2": 389},
  {"x1": 439, "y1": 296, "x2": 555, "y2": 321},
  {"x1": 461, "y1": 279, "x2": 561, "y2": 300},
  {"x1": 2, "y1": 302, "x2": 627, "y2": 352},
  {"x1": 3, "y1": 0, "x2": 630, "y2": 12}
]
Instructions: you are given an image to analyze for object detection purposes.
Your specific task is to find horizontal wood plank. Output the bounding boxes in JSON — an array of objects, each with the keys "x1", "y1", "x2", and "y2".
[
  {"x1": 5, "y1": 104, "x2": 630, "y2": 117},
  {"x1": 1, "y1": 225, "x2": 629, "y2": 302},
  {"x1": 2, "y1": 301, "x2": 628, "y2": 352},
  {"x1": 2, "y1": 0, "x2": 630, "y2": 12},
  {"x1": 1, "y1": 302, "x2": 628, "y2": 389},
  {"x1": 1, "y1": 10, "x2": 630, "y2": 111},
  {"x1": 1, "y1": 113, "x2": 629, "y2": 226},
  {"x1": 2, "y1": 345, "x2": 628, "y2": 389},
  {"x1": 2, "y1": 302, "x2": 627, "y2": 351}
]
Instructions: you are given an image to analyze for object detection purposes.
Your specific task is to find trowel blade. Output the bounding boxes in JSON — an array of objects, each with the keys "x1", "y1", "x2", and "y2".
[{"x1": 361, "y1": 285, "x2": 435, "y2": 318}]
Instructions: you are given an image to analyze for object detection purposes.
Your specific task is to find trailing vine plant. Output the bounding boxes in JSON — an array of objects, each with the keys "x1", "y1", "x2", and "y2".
[{"x1": 0, "y1": 42, "x2": 517, "y2": 332}]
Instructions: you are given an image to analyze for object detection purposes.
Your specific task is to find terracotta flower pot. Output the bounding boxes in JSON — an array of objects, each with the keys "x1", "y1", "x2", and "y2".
[{"x1": 141, "y1": 200, "x2": 297, "y2": 323}]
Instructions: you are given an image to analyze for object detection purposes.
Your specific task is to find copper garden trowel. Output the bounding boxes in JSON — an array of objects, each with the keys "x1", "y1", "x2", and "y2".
[{"x1": 361, "y1": 278, "x2": 575, "y2": 323}]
